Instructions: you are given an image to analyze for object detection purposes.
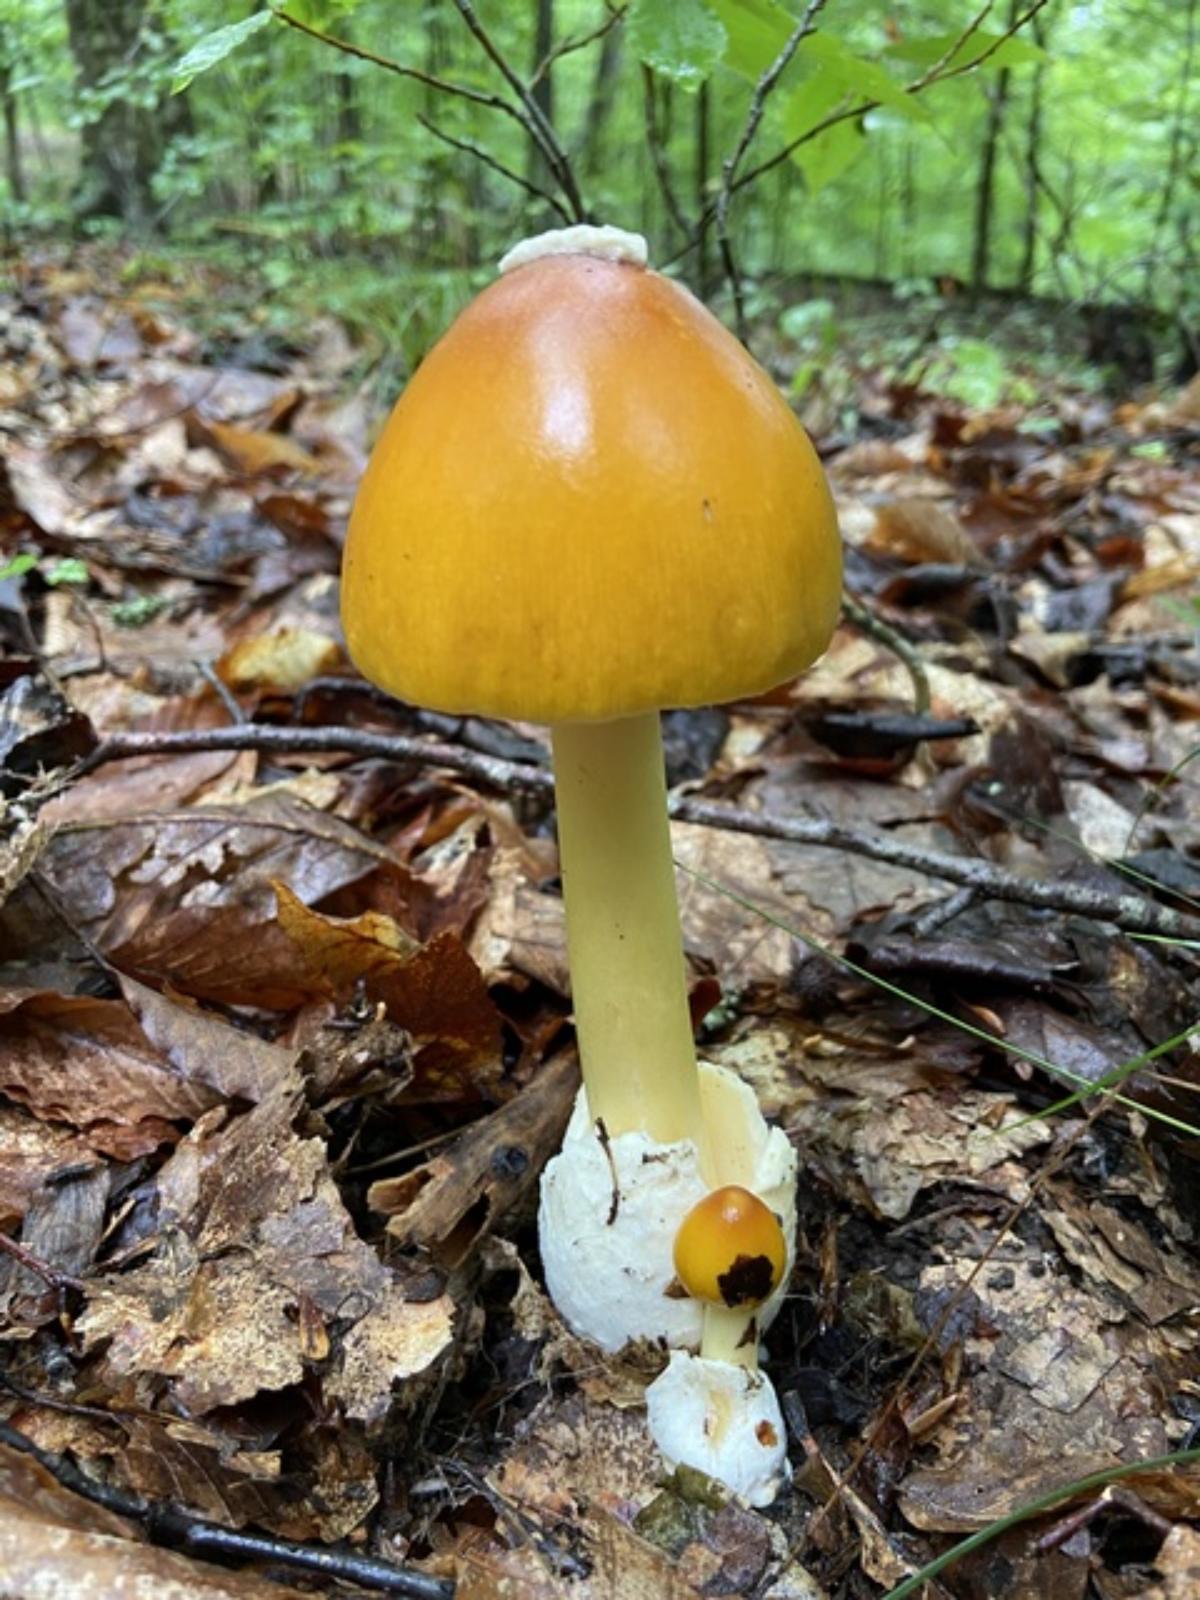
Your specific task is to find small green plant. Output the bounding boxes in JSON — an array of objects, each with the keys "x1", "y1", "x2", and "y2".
[
  {"x1": 0, "y1": 552, "x2": 88, "y2": 586},
  {"x1": 778, "y1": 298, "x2": 839, "y2": 400},
  {"x1": 111, "y1": 594, "x2": 170, "y2": 629}
]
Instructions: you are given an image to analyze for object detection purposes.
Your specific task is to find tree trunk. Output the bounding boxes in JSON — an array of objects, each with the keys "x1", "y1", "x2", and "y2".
[
  {"x1": 970, "y1": 0, "x2": 1016, "y2": 295},
  {"x1": 1, "y1": 54, "x2": 24, "y2": 205},
  {"x1": 695, "y1": 82, "x2": 711, "y2": 298},
  {"x1": 527, "y1": 0, "x2": 554, "y2": 189},
  {"x1": 580, "y1": 22, "x2": 622, "y2": 178},
  {"x1": 63, "y1": 0, "x2": 184, "y2": 226},
  {"x1": 1018, "y1": 13, "x2": 1047, "y2": 292}
]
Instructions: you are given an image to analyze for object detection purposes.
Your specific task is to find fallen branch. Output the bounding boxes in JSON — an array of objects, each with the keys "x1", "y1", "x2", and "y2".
[
  {"x1": 73, "y1": 724, "x2": 1200, "y2": 941},
  {"x1": 0, "y1": 1422, "x2": 453, "y2": 1599}
]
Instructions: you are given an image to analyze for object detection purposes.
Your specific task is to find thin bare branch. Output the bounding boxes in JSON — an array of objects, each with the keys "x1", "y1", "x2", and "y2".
[
  {"x1": 70, "y1": 724, "x2": 1200, "y2": 942},
  {"x1": 276, "y1": 3, "x2": 585, "y2": 224},
  {"x1": 842, "y1": 590, "x2": 930, "y2": 714},
  {"x1": 274, "y1": 7, "x2": 522, "y2": 127},
  {"x1": 449, "y1": 0, "x2": 588, "y2": 222},
  {"x1": 418, "y1": 114, "x2": 573, "y2": 223},
  {"x1": 712, "y1": 0, "x2": 831, "y2": 341},
  {"x1": 0, "y1": 1421, "x2": 453, "y2": 1600},
  {"x1": 734, "y1": 0, "x2": 1050, "y2": 197},
  {"x1": 642, "y1": 67, "x2": 692, "y2": 239},
  {"x1": 532, "y1": 3, "x2": 627, "y2": 87}
]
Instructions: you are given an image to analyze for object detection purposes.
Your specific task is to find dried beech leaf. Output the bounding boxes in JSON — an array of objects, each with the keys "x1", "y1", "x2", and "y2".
[
  {"x1": 198, "y1": 418, "x2": 321, "y2": 476},
  {"x1": 276, "y1": 884, "x2": 503, "y2": 1102},
  {"x1": 868, "y1": 497, "x2": 985, "y2": 566},
  {"x1": 0, "y1": 987, "x2": 217, "y2": 1154},
  {"x1": 28, "y1": 791, "x2": 395, "y2": 1006},
  {"x1": 219, "y1": 626, "x2": 343, "y2": 692}
]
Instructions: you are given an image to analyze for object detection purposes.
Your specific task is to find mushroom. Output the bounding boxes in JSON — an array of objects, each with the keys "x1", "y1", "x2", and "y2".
[
  {"x1": 340, "y1": 224, "x2": 841, "y2": 1496},
  {"x1": 644, "y1": 1184, "x2": 792, "y2": 1506}
]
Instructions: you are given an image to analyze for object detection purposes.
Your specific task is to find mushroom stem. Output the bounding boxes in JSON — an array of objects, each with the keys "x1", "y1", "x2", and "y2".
[
  {"x1": 551, "y1": 713, "x2": 702, "y2": 1148},
  {"x1": 701, "y1": 1306, "x2": 759, "y2": 1370}
]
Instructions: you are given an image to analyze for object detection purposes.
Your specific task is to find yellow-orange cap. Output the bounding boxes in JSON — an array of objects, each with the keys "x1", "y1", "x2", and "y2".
[
  {"x1": 341, "y1": 229, "x2": 841, "y2": 724},
  {"x1": 674, "y1": 1185, "x2": 788, "y2": 1309}
]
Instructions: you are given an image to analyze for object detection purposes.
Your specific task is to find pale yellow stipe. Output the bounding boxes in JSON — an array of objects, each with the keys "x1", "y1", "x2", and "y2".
[
  {"x1": 551, "y1": 713, "x2": 702, "y2": 1147},
  {"x1": 701, "y1": 1305, "x2": 759, "y2": 1371}
]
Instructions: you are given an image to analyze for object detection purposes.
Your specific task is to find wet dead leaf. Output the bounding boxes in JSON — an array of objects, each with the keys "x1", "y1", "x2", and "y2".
[
  {"x1": 0, "y1": 986, "x2": 217, "y2": 1155},
  {"x1": 868, "y1": 497, "x2": 985, "y2": 565},
  {"x1": 277, "y1": 884, "x2": 504, "y2": 1103},
  {"x1": 219, "y1": 625, "x2": 343, "y2": 692},
  {"x1": 19, "y1": 790, "x2": 397, "y2": 1007},
  {"x1": 0, "y1": 1442, "x2": 310, "y2": 1599}
]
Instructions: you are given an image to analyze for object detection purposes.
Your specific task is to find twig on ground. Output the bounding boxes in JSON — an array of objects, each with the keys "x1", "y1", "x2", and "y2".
[
  {"x1": 841, "y1": 591, "x2": 931, "y2": 714},
  {"x1": 195, "y1": 660, "x2": 246, "y2": 726},
  {"x1": 70, "y1": 724, "x2": 1200, "y2": 941},
  {"x1": 712, "y1": 0, "x2": 830, "y2": 342},
  {"x1": 0, "y1": 1421, "x2": 454, "y2": 1599},
  {"x1": 0, "y1": 1233, "x2": 85, "y2": 1293}
]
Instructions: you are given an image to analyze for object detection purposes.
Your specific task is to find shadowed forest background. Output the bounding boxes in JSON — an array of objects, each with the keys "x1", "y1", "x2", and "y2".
[
  {"x1": 4, "y1": 0, "x2": 1198, "y2": 386},
  {"x1": 3, "y1": 4, "x2": 1200, "y2": 1600}
]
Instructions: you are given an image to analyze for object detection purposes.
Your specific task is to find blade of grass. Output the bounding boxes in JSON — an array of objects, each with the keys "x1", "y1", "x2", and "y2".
[
  {"x1": 996, "y1": 804, "x2": 1200, "y2": 918},
  {"x1": 881, "y1": 1447, "x2": 1200, "y2": 1600},
  {"x1": 676, "y1": 863, "x2": 1200, "y2": 1140},
  {"x1": 1125, "y1": 744, "x2": 1200, "y2": 854}
]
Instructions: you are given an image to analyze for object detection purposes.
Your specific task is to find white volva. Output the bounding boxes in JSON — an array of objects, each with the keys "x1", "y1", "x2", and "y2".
[
  {"x1": 539, "y1": 1060, "x2": 797, "y2": 1499},
  {"x1": 646, "y1": 1353, "x2": 790, "y2": 1509}
]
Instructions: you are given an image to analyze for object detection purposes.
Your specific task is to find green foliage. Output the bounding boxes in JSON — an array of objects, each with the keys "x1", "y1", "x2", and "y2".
[
  {"x1": 171, "y1": 10, "x2": 274, "y2": 93},
  {"x1": 0, "y1": 552, "x2": 88, "y2": 586},
  {"x1": 3, "y1": 0, "x2": 1197, "y2": 374},
  {"x1": 628, "y1": 0, "x2": 727, "y2": 90},
  {"x1": 777, "y1": 296, "x2": 838, "y2": 397},
  {"x1": 917, "y1": 336, "x2": 1013, "y2": 408}
]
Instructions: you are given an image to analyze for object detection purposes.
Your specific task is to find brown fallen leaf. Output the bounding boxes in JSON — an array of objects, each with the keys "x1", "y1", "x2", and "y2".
[
  {"x1": 1144, "y1": 1524, "x2": 1200, "y2": 1598},
  {"x1": 0, "y1": 1441, "x2": 310, "y2": 1600},
  {"x1": 0, "y1": 986, "x2": 217, "y2": 1156},
  {"x1": 0, "y1": 1105, "x2": 98, "y2": 1225},
  {"x1": 195, "y1": 417, "x2": 321, "y2": 477},
  {"x1": 18, "y1": 789, "x2": 399, "y2": 1007},
  {"x1": 868, "y1": 496, "x2": 986, "y2": 566},
  {"x1": 219, "y1": 625, "x2": 343, "y2": 692},
  {"x1": 276, "y1": 883, "x2": 504, "y2": 1102},
  {"x1": 82, "y1": 1092, "x2": 455, "y2": 1432}
]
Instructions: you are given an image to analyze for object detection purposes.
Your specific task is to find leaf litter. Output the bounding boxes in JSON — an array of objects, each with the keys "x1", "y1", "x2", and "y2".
[{"x1": 1, "y1": 248, "x2": 1199, "y2": 1597}]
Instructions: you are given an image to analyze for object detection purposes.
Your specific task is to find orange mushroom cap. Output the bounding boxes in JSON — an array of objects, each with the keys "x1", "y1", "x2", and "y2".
[
  {"x1": 340, "y1": 235, "x2": 841, "y2": 724},
  {"x1": 673, "y1": 1185, "x2": 788, "y2": 1309}
]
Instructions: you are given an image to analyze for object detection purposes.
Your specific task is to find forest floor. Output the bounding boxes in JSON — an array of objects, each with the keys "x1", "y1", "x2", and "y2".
[{"x1": 2, "y1": 243, "x2": 1200, "y2": 1600}]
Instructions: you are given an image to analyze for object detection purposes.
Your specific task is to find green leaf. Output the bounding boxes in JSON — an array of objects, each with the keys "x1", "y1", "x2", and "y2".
[
  {"x1": 885, "y1": 28, "x2": 1046, "y2": 73},
  {"x1": 791, "y1": 117, "x2": 865, "y2": 192},
  {"x1": 44, "y1": 557, "x2": 88, "y2": 587},
  {"x1": 708, "y1": 0, "x2": 796, "y2": 80},
  {"x1": 0, "y1": 553, "x2": 38, "y2": 581},
  {"x1": 628, "y1": 0, "x2": 727, "y2": 90},
  {"x1": 802, "y1": 34, "x2": 929, "y2": 121},
  {"x1": 172, "y1": 11, "x2": 274, "y2": 94}
]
